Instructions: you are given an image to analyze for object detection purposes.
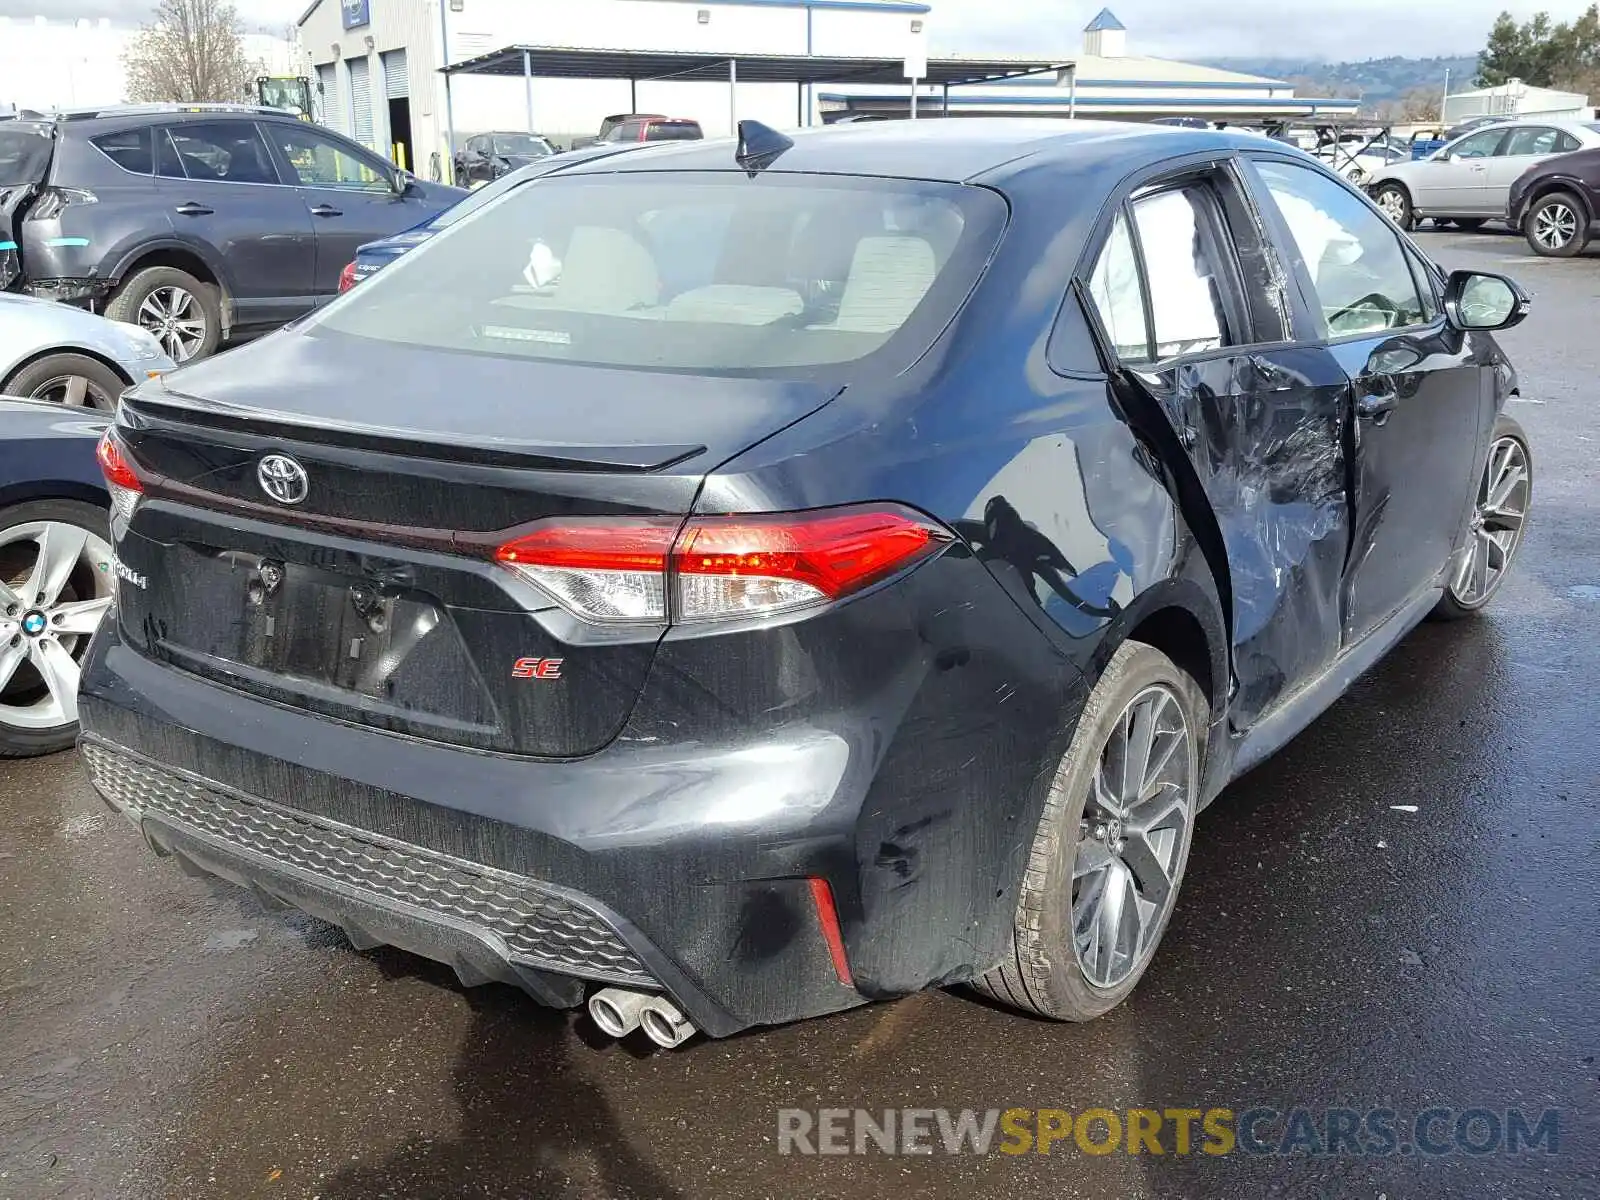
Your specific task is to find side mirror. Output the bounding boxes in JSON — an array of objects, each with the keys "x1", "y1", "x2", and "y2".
[
  {"x1": 1432, "y1": 149, "x2": 1454, "y2": 162},
  {"x1": 1444, "y1": 270, "x2": 1530, "y2": 331}
]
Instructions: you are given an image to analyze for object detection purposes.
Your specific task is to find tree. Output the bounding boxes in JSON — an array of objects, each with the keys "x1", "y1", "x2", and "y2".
[
  {"x1": 122, "y1": 0, "x2": 262, "y2": 105},
  {"x1": 1476, "y1": 5, "x2": 1600, "y2": 89}
]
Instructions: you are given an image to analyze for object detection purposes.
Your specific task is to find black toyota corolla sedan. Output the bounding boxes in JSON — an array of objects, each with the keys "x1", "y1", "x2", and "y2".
[{"x1": 80, "y1": 120, "x2": 1533, "y2": 1046}]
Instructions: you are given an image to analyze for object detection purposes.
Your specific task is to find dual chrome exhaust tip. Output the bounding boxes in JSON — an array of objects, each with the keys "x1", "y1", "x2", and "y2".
[{"x1": 588, "y1": 986, "x2": 697, "y2": 1049}]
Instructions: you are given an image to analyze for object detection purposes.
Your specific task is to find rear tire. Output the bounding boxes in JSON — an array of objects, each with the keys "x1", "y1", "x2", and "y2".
[
  {"x1": 2, "y1": 352, "x2": 126, "y2": 410},
  {"x1": 973, "y1": 640, "x2": 1207, "y2": 1021},
  {"x1": 106, "y1": 265, "x2": 222, "y2": 363},
  {"x1": 1523, "y1": 191, "x2": 1591, "y2": 257},
  {"x1": 1431, "y1": 414, "x2": 1532, "y2": 620}
]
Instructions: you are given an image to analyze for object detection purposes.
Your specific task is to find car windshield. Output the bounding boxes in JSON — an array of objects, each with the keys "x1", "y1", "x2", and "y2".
[
  {"x1": 0, "y1": 126, "x2": 53, "y2": 186},
  {"x1": 493, "y1": 135, "x2": 553, "y2": 156},
  {"x1": 315, "y1": 172, "x2": 1005, "y2": 379}
]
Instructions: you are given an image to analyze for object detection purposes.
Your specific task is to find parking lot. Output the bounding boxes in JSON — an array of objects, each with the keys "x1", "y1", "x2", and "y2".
[{"x1": 1, "y1": 225, "x2": 1597, "y2": 1199}]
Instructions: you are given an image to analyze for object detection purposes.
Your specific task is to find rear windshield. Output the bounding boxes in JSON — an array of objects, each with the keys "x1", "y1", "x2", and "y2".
[
  {"x1": 0, "y1": 126, "x2": 53, "y2": 186},
  {"x1": 647, "y1": 122, "x2": 702, "y2": 141},
  {"x1": 314, "y1": 172, "x2": 1006, "y2": 379},
  {"x1": 493, "y1": 134, "x2": 553, "y2": 156}
]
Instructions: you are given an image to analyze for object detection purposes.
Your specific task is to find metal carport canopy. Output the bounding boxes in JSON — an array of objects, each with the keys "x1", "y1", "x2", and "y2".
[{"x1": 440, "y1": 46, "x2": 1069, "y2": 88}]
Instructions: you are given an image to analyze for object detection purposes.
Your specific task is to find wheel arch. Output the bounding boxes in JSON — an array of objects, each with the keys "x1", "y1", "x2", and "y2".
[
  {"x1": 0, "y1": 481, "x2": 109, "y2": 511},
  {"x1": 109, "y1": 241, "x2": 233, "y2": 316},
  {"x1": 0, "y1": 345, "x2": 134, "y2": 391},
  {"x1": 1526, "y1": 178, "x2": 1593, "y2": 222}
]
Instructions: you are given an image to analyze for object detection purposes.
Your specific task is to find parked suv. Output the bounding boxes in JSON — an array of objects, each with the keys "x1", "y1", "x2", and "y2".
[
  {"x1": 453, "y1": 132, "x2": 557, "y2": 188},
  {"x1": 1508, "y1": 145, "x2": 1600, "y2": 256},
  {"x1": 0, "y1": 104, "x2": 463, "y2": 362}
]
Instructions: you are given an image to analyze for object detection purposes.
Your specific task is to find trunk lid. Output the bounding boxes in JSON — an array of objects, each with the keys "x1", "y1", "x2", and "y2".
[{"x1": 113, "y1": 329, "x2": 843, "y2": 757}]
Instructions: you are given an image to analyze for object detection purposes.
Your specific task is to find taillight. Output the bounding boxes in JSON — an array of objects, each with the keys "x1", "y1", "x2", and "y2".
[
  {"x1": 96, "y1": 430, "x2": 142, "y2": 522},
  {"x1": 25, "y1": 187, "x2": 98, "y2": 221},
  {"x1": 494, "y1": 505, "x2": 949, "y2": 626},
  {"x1": 337, "y1": 261, "x2": 359, "y2": 292}
]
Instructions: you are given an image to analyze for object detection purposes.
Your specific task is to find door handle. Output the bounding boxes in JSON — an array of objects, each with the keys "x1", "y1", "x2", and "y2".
[
  {"x1": 173, "y1": 202, "x2": 213, "y2": 216},
  {"x1": 309, "y1": 204, "x2": 343, "y2": 218},
  {"x1": 1354, "y1": 380, "x2": 1398, "y2": 423}
]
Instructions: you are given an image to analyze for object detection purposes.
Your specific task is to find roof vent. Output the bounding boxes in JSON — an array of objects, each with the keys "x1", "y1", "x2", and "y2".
[{"x1": 1083, "y1": 7, "x2": 1127, "y2": 58}]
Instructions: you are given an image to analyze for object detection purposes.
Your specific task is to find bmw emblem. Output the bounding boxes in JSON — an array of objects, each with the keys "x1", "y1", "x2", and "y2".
[
  {"x1": 21, "y1": 611, "x2": 47, "y2": 636},
  {"x1": 257, "y1": 454, "x2": 309, "y2": 506}
]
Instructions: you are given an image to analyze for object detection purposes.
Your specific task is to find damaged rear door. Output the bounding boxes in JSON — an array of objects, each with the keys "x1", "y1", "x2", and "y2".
[
  {"x1": 1086, "y1": 159, "x2": 1354, "y2": 728},
  {"x1": 0, "y1": 122, "x2": 54, "y2": 290}
]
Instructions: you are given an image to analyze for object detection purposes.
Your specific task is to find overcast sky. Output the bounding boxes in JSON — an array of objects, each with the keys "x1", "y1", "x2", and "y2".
[{"x1": 11, "y1": 0, "x2": 1600, "y2": 61}]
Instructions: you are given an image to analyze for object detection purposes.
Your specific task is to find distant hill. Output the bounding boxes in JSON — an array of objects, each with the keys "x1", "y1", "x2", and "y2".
[{"x1": 1196, "y1": 55, "x2": 1479, "y2": 107}]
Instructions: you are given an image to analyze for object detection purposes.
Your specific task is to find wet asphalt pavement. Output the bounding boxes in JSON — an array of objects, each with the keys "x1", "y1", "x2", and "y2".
[{"x1": 2, "y1": 228, "x2": 1597, "y2": 1200}]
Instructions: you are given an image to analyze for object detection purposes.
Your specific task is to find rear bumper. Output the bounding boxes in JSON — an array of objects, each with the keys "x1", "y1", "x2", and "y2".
[{"x1": 79, "y1": 587, "x2": 1084, "y2": 1035}]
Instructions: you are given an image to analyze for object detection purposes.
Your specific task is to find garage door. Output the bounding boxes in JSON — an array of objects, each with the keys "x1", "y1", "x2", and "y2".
[
  {"x1": 316, "y1": 63, "x2": 338, "y2": 131},
  {"x1": 382, "y1": 49, "x2": 408, "y2": 99},
  {"x1": 347, "y1": 56, "x2": 373, "y2": 147}
]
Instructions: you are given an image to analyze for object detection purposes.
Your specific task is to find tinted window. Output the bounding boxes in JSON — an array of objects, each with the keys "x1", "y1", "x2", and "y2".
[
  {"x1": 492, "y1": 134, "x2": 553, "y2": 156},
  {"x1": 0, "y1": 126, "x2": 53, "y2": 186},
  {"x1": 314, "y1": 173, "x2": 1004, "y2": 378},
  {"x1": 1130, "y1": 187, "x2": 1232, "y2": 359},
  {"x1": 645, "y1": 122, "x2": 702, "y2": 142},
  {"x1": 1255, "y1": 160, "x2": 1425, "y2": 337},
  {"x1": 1450, "y1": 129, "x2": 1506, "y2": 159},
  {"x1": 154, "y1": 128, "x2": 186, "y2": 178},
  {"x1": 1557, "y1": 131, "x2": 1582, "y2": 153},
  {"x1": 263, "y1": 123, "x2": 389, "y2": 191},
  {"x1": 1087, "y1": 212, "x2": 1152, "y2": 363},
  {"x1": 1503, "y1": 127, "x2": 1565, "y2": 156},
  {"x1": 166, "y1": 121, "x2": 280, "y2": 184},
  {"x1": 91, "y1": 127, "x2": 153, "y2": 174}
]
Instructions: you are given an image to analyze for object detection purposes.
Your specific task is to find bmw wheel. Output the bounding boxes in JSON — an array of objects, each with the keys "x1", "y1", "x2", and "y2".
[
  {"x1": 1433, "y1": 415, "x2": 1532, "y2": 620},
  {"x1": 0, "y1": 499, "x2": 115, "y2": 757},
  {"x1": 1524, "y1": 192, "x2": 1591, "y2": 257},
  {"x1": 975, "y1": 640, "x2": 1206, "y2": 1020}
]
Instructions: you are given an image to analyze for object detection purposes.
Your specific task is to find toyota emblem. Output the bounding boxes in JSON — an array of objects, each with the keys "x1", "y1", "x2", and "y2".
[{"x1": 257, "y1": 454, "x2": 309, "y2": 505}]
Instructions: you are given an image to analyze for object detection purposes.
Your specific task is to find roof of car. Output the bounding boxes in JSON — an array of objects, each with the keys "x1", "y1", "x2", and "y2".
[{"x1": 559, "y1": 118, "x2": 1270, "y2": 185}]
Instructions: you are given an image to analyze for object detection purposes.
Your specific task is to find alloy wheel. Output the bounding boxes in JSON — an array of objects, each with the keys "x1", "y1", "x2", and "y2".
[
  {"x1": 0, "y1": 521, "x2": 115, "y2": 731},
  {"x1": 137, "y1": 285, "x2": 208, "y2": 362},
  {"x1": 26, "y1": 373, "x2": 116, "y2": 409},
  {"x1": 1071, "y1": 683, "x2": 1194, "y2": 990},
  {"x1": 1532, "y1": 201, "x2": 1579, "y2": 251},
  {"x1": 1449, "y1": 435, "x2": 1530, "y2": 609},
  {"x1": 1376, "y1": 189, "x2": 1408, "y2": 224}
]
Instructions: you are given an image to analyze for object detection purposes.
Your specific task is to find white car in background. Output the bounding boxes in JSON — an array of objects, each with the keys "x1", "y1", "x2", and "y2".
[
  {"x1": 1367, "y1": 118, "x2": 1600, "y2": 230},
  {"x1": 1, "y1": 294, "x2": 174, "y2": 409}
]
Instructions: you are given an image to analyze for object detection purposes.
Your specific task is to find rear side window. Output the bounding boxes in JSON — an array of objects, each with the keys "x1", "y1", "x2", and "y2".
[
  {"x1": 1130, "y1": 187, "x2": 1232, "y2": 359},
  {"x1": 166, "y1": 121, "x2": 280, "y2": 185},
  {"x1": 1503, "y1": 127, "x2": 1564, "y2": 156},
  {"x1": 1254, "y1": 159, "x2": 1425, "y2": 337},
  {"x1": 1087, "y1": 213, "x2": 1151, "y2": 363},
  {"x1": 91, "y1": 128, "x2": 153, "y2": 175},
  {"x1": 313, "y1": 172, "x2": 1005, "y2": 379},
  {"x1": 646, "y1": 122, "x2": 702, "y2": 142}
]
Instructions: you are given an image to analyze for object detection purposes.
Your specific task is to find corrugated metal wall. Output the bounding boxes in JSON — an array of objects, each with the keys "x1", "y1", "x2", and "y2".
[
  {"x1": 315, "y1": 62, "x2": 338, "y2": 131},
  {"x1": 347, "y1": 56, "x2": 374, "y2": 146},
  {"x1": 382, "y1": 49, "x2": 409, "y2": 98}
]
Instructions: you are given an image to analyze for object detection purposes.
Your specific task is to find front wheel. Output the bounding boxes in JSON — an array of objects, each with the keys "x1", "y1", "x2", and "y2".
[
  {"x1": 1524, "y1": 192, "x2": 1591, "y2": 257},
  {"x1": 1432, "y1": 415, "x2": 1532, "y2": 620},
  {"x1": 974, "y1": 641, "x2": 1206, "y2": 1021},
  {"x1": 1373, "y1": 184, "x2": 1414, "y2": 231}
]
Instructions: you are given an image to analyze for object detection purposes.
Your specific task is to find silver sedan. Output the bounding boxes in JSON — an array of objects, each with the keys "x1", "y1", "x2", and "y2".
[
  {"x1": 1367, "y1": 119, "x2": 1600, "y2": 230},
  {"x1": 0, "y1": 293, "x2": 175, "y2": 409}
]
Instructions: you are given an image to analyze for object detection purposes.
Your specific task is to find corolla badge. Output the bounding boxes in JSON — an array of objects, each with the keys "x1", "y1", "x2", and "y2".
[{"x1": 257, "y1": 454, "x2": 309, "y2": 505}]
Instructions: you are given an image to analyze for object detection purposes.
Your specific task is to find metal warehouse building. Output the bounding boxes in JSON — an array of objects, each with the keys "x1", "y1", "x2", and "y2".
[{"x1": 293, "y1": 0, "x2": 1356, "y2": 183}]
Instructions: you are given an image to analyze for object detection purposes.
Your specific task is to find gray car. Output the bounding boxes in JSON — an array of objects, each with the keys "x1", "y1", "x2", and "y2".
[
  {"x1": 1, "y1": 104, "x2": 464, "y2": 364},
  {"x1": 0, "y1": 292, "x2": 173, "y2": 408},
  {"x1": 1368, "y1": 118, "x2": 1600, "y2": 230}
]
